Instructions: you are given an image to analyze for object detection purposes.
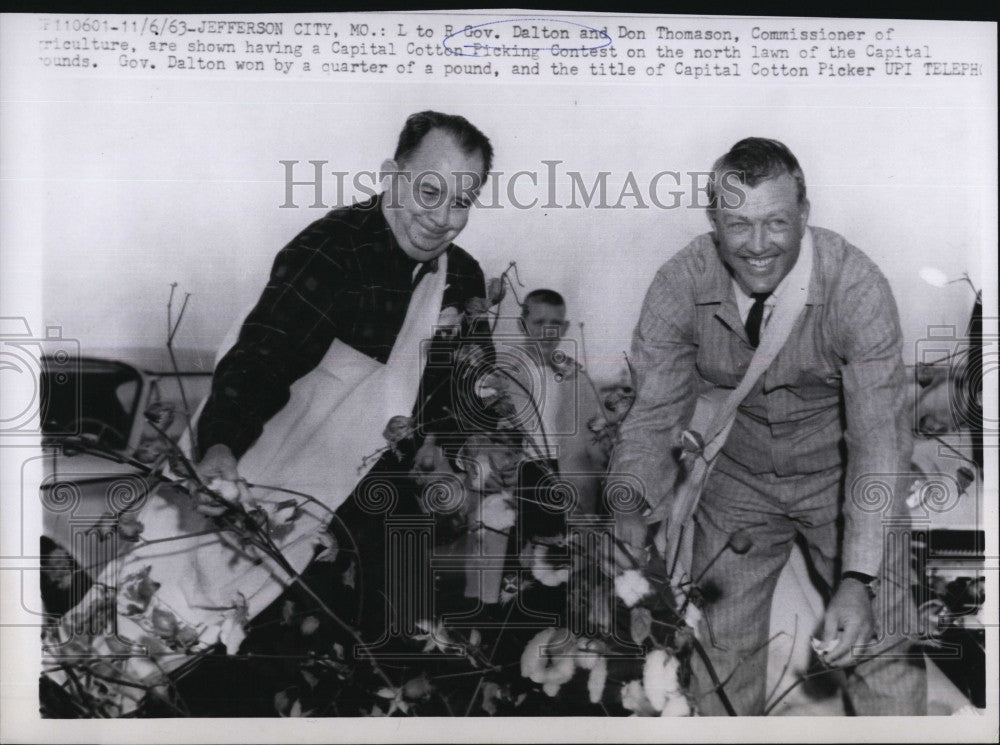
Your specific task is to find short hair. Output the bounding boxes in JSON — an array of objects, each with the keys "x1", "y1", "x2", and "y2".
[
  {"x1": 707, "y1": 137, "x2": 806, "y2": 210},
  {"x1": 393, "y1": 110, "x2": 493, "y2": 178},
  {"x1": 522, "y1": 289, "x2": 566, "y2": 315}
]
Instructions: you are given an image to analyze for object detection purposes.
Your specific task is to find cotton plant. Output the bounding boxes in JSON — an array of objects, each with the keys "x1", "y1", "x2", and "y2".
[
  {"x1": 42, "y1": 274, "x2": 762, "y2": 719},
  {"x1": 361, "y1": 303, "x2": 719, "y2": 718}
]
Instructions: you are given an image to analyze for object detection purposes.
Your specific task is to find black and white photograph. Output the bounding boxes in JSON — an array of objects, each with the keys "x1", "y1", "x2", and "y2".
[{"x1": 0, "y1": 8, "x2": 996, "y2": 742}]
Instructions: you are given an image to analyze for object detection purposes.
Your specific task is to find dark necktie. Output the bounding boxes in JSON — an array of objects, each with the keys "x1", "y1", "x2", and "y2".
[{"x1": 745, "y1": 292, "x2": 771, "y2": 347}]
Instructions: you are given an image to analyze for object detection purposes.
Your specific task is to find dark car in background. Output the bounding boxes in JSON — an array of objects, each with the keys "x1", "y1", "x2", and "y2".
[{"x1": 39, "y1": 348, "x2": 213, "y2": 613}]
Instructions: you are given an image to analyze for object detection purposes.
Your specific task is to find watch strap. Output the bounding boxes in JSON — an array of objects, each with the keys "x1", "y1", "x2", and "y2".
[
  {"x1": 841, "y1": 571, "x2": 877, "y2": 585},
  {"x1": 841, "y1": 571, "x2": 879, "y2": 598}
]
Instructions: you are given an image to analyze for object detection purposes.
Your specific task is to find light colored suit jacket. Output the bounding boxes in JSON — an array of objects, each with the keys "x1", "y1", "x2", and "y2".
[{"x1": 611, "y1": 227, "x2": 913, "y2": 576}]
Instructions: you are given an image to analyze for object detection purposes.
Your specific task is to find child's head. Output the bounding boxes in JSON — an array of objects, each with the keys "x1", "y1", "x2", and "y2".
[{"x1": 521, "y1": 289, "x2": 569, "y2": 357}]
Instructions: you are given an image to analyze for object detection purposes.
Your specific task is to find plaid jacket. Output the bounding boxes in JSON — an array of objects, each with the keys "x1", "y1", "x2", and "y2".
[{"x1": 197, "y1": 194, "x2": 486, "y2": 459}]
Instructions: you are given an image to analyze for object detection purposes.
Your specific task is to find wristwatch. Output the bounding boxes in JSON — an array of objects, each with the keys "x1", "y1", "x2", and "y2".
[{"x1": 841, "y1": 571, "x2": 879, "y2": 599}]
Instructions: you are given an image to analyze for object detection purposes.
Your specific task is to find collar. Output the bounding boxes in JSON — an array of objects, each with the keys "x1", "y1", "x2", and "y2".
[
  {"x1": 412, "y1": 256, "x2": 440, "y2": 283},
  {"x1": 731, "y1": 268, "x2": 791, "y2": 321}
]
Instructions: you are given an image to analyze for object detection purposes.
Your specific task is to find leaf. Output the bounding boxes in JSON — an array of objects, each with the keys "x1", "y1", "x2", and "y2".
[
  {"x1": 231, "y1": 592, "x2": 249, "y2": 624},
  {"x1": 630, "y1": 607, "x2": 653, "y2": 645},
  {"x1": 281, "y1": 599, "x2": 296, "y2": 625},
  {"x1": 301, "y1": 669, "x2": 319, "y2": 689},
  {"x1": 481, "y1": 681, "x2": 501, "y2": 715},
  {"x1": 150, "y1": 607, "x2": 179, "y2": 638},
  {"x1": 274, "y1": 689, "x2": 294, "y2": 716},
  {"x1": 486, "y1": 276, "x2": 506, "y2": 306},
  {"x1": 465, "y1": 296, "x2": 490, "y2": 317},
  {"x1": 175, "y1": 625, "x2": 200, "y2": 648},
  {"x1": 314, "y1": 532, "x2": 339, "y2": 563},
  {"x1": 117, "y1": 514, "x2": 145, "y2": 541},
  {"x1": 195, "y1": 502, "x2": 229, "y2": 517},
  {"x1": 499, "y1": 574, "x2": 522, "y2": 605},
  {"x1": 341, "y1": 561, "x2": 356, "y2": 589},
  {"x1": 268, "y1": 499, "x2": 299, "y2": 527},
  {"x1": 144, "y1": 401, "x2": 175, "y2": 430},
  {"x1": 402, "y1": 673, "x2": 432, "y2": 700}
]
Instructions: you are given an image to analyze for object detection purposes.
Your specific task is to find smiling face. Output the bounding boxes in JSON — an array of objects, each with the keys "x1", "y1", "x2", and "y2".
[
  {"x1": 710, "y1": 172, "x2": 809, "y2": 296},
  {"x1": 381, "y1": 128, "x2": 485, "y2": 262}
]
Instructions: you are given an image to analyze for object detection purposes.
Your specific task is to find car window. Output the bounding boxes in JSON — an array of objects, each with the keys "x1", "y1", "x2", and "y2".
[{"x1": 41, "y1": 359, "x2": 141, "y2": 451}]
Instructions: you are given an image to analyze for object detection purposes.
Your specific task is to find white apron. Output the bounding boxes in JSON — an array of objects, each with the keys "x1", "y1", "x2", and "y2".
[{"x1": 59, "y1": 258, "x2": 448, "y2": 691}]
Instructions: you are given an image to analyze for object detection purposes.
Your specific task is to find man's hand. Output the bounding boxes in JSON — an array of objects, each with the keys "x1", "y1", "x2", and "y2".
[
  {"x1": 819, "y1": 579, "x2": 876, "y2": 667},
  {"x1": 196, "y1": 443, "x2": 250, "y2": 503}
]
